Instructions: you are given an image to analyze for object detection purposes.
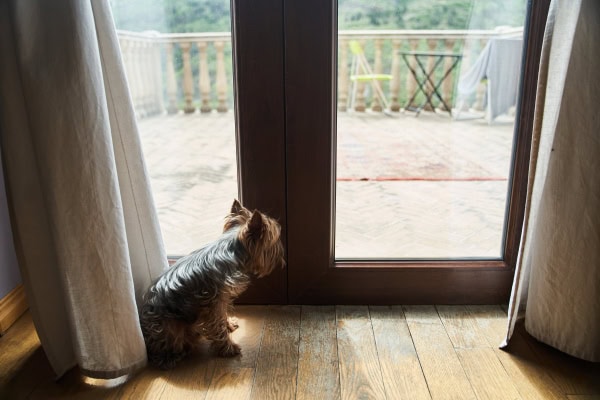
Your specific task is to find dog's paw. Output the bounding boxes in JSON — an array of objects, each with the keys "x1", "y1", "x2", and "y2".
[{"x1": 227, "y1": 317, "x2": 240, "y2": 332}]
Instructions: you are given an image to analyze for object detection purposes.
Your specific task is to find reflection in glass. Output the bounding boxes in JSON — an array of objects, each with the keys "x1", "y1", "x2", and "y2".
[
  {"x1": 110, "y1": 0, "x2": 238, "y2": 255},
  {"x1": 335, "y1": 0, "x2": 527, "y2": 259}
]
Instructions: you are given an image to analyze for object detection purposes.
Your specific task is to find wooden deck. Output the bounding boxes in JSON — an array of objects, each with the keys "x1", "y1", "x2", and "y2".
[
  {"x1": 2, "y1": 306, "x2": 599, "y2": 399},
  {"x1": 136, "y1": 111, "x2": 515, "y2": 258}
]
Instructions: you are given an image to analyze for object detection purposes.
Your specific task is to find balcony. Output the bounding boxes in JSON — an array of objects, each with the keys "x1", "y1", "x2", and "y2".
[
  {"x1": 118, "y1": 28, "x2": 522, "y2": 116},
  {"x1": 118, "y1": 29, "x2": 523, "y2": 258}
]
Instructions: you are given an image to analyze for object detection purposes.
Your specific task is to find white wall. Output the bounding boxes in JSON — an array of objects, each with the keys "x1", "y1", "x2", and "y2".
[{"x1": 0, "y1": 151, "x2": 21, "y2": 299}]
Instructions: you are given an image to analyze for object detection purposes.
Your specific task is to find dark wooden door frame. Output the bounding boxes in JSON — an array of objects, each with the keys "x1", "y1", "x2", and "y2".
[
  {"x1": 504, "y1": 0, "x2": 552, "y2": 268},
  {"x1": 284, "y1": 0, "x2": 551, "y2": 304},
  {"x1": 232, "y1": 0, "x2": 287, "y2": 304},
  {"x1": 231, "y1": 0, "x2": 551, "y2": 304}
]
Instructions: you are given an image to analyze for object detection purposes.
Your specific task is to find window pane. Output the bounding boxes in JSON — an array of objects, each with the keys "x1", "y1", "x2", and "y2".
[
  {"x1": 110, "y1": 0, "x2": 237, "y2": 255},
  {"x1": 335, "y1": 0, "x2": 527, "y2": 259}
]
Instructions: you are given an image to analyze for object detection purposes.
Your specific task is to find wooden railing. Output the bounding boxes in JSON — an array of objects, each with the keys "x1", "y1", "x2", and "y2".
[{"x1": 117, "y1": 28, "x2": 522, "y2": 117}]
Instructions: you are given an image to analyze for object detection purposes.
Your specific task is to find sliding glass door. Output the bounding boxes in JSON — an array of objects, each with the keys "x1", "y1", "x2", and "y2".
[
  {"x1": 113, "y1": 0, "x2": 549, "y2": 304},
  {"x1": 284, "y1": 0, "x2": 549, "y2": 303}
]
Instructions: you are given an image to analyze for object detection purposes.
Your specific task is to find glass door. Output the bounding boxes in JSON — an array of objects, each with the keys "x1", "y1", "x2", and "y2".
[
  {"x1": 111, "y1": 0, "x2": 549, "y2": 304},
  {"x1": 335, "y1": 1, "x2": 527, "y2": 260},
  {"x1": 284, "y1": 0, "x2": 549, "y2": 303},
  {"x1": 111, "y1": 0, "x2": 239, "y2": 255},
  {"x1": 110, "y1": 0, "x2": 287, "y2": 303}
]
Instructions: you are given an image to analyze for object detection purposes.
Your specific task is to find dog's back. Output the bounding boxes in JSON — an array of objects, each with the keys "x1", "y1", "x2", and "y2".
[{"x1": 138, "y1": 200, "x2": 283, "y2": 369}]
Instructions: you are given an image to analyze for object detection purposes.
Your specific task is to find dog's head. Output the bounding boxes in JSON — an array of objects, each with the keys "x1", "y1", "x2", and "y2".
[{"x1": 225, "y1": 199, "x2": 285, "y2": 277}]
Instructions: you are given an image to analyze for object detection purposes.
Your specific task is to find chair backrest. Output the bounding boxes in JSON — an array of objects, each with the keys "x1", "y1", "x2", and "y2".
[{"x1": 349, "y1": 40, "x2": 364, "y2": 56}]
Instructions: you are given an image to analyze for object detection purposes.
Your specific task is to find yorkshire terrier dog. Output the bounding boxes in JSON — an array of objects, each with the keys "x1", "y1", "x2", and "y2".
[{"x1": 140, "y1": 200, "x2": 284, "y2": 369}]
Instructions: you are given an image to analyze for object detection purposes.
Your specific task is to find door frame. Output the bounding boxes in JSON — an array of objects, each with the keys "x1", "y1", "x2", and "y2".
[
  {"x1": 283, "y1": 0, "x2": 551, "y2": 304},
  {"x1": 232, "y1": 0, "x2": 551, "y2": 304},
  {"x1": 232, "y1": 0, "x2": 287, "y2": 304}
]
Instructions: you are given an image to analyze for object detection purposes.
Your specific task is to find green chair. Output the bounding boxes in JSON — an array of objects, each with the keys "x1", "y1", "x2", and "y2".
[{"x1": 348, "y1": 40, "x2": 393, "y2": 111}]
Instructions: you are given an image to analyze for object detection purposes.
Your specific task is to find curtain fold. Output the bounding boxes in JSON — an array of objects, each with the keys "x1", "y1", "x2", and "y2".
[
  {"x1": 0, "y1": 0, "x2": 167, "y2": 378},
  {"x1": 503, "y1": 0, "x2": 600, "y2": 362}
]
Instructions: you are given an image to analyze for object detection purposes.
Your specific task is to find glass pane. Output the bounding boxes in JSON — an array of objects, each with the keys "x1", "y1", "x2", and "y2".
[
  {"x1": 336, "y1": 1, "x2": 527, "y2": 259},
  {"x1": 110, "y1": 0, "x2": 237, "y2": 255}
]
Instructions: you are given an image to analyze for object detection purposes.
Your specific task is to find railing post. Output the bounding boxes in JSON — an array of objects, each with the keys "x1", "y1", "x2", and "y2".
[
  {"x1": 474, "y1": 38, "x2": 488, "y2": 111},
  {"x1": 128, "y1": 40, "x2": 141, "y2": 116},
  {"x1": 151, "y1": 40, "x2": 164, "y2": 114},
  {"x1": 371, "y1": 38, "x2": 384, "y2": 112},
  {"x1": 119, "y1": 38, "x2": 133, "y2": 109},
  {"x1": 215, "y1": 40, "x2": 228, "y2": 112},
  {"x1": 405, "y1": 39, "x2": 419, "y2": 110},
  {"x1": 441, "y1": 38, "x2": 456, "y2": 112},
  {"x1": 425, "y1": 38, "x2": 438, "y2": 111},
  {"x1": 338, "y1": 39, "x2": 349, "y2": 112},
  {"x1": 141, "y1": 41, "x2": 154, "y2": 114},
  {"x1": 197, "y1": 41, "x2": 212, "y2": 113},
  {"x1": 390, "y1": 39, "x2": 401, "y2": 112},
  {"x1": 137, "y1": 40, "x2": 149, "y2": 116},
  {"x1": 165, "y1": 42, "x2": 179, "y2": 114},
  {"x1": 455, "y1": 37, "x2": 473, "y2": 112},
  {"x1": 354, "y1": 39, "x2": 367, "y2": 112},
  {"x1": 181, "y1": 42, "x2": 196, "y2": 113}
]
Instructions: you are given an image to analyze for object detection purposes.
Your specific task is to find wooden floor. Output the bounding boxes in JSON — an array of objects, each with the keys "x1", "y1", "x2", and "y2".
[{"x1": 1, "y1": 306, "x2": 599, "y2": 399}]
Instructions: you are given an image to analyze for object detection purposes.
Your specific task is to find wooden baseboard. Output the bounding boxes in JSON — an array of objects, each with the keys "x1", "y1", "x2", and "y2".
[{"x1": 0, "y1": 284, "x2": 28, "y2": 334}]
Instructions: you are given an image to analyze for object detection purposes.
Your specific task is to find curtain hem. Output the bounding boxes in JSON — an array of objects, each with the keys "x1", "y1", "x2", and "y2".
[{"x1": 79, "y1": 358, "x2": 147, "y2": 380}]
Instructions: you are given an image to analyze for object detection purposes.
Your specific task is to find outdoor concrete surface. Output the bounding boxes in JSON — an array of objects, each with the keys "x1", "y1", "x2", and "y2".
[{"x1": 137, "y1": 110, "x2": 515, "y2": 259}]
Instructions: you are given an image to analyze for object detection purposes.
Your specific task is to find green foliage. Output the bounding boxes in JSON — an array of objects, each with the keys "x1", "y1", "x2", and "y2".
[
  {"x1": 162, "y1": 0, "x2": 231, "y2": 32},
  {"x1": 110, "y1": 0, "x2": 231, "y2": 32},
  {"x1": 338, "y1": 0, "x2": 526, "y2": 31},
  {"x1": 338, "y1": 0, "x2": 410, "y2": 29},
  {"x1": 111, "y1": 0, "x2": 526, "y2": 34},
  {"x1": 110, "y1": 0, "x2": 167, "y2": 31},
  {"x1": 403, "y1": 0, "x2": 473, "y2": 29}
]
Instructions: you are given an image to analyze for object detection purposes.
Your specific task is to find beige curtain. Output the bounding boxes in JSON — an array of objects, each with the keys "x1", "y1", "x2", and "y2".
[
  {"x1": 0, "y1": 0, "x2": 167, "y2": 378},
  {"x1": 503, "y1": 0, "x2": 600, "y2": 362}
]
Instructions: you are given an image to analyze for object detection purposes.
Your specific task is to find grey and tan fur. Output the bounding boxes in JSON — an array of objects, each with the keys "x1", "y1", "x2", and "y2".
[{"x1": 139, "y1": 200, "x2": 284, "y2": 369}]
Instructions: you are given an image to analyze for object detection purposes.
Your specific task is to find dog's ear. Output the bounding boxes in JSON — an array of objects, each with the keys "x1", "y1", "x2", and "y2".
[
  {"x1": 247, "y1": 211, "x2": 265, "y2": 238},
  {"x1": 231, "y1": 199, "x2": 243, "y2": 215}
]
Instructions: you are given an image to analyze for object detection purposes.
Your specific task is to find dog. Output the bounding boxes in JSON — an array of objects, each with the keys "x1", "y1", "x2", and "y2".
[{"x1": 139, "y1": 199, "x2": 284, "y2": 369}]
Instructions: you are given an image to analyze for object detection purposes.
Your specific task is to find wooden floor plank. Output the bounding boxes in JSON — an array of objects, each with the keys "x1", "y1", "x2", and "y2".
[
  {"x1": 161, "y1": 305, "x2": 266, "y2": 399},
  {"x1": 0, "y1": 310, "x2": 38, "y2": 385},
  {"x1": 115, "y1": 367, "x2": 169, "y2": 400},
  {"x1": 158, "y1": 346, "x2": 215, "y2": 400},
  {"x1": 28, "y1": 371, "x2": 124, "y2": 400},
  {"x1": 456, "y1": 347, "x2": 522, "y2": 400},
  {"x1": 369, "y1": 305, "x2": 431, "y2": 400},
  {"x1": 196, "y1": 305, "x2": 266, "y2": 400},
  {"x1": 516, "y1": 323, "x2": 600, "y2": 396},
  {"x1": 0, "y1": 314, "x2": 122, "y2": 399},
  {"x1": 465, "y1": 305, "x2": 507, "y2": 348},
  {"x1": 0, "y1": 313, "x2": 42, "y2": 399},
  {"x1": 436, "y1": 305, "x2": 490, "y2": 349},
  {"x1": 4, "y1": 307, "x2": 598, "y2": 400},
  {"x1": 205, "y1": 367, "x2": 254, "y2": 400},
  {"x1": 224, "y1": 306, "x2": 267, "y2": 368},
  {"x1": 470, "y1": 308, "x2": 565, "y2": 400},
  {"x1": 403, "y1": 305, "x2": 476, "y2": 400},
  {"x1": 1, "y1": 347, "x2": 60, "y2": 400},
  {"x1": 250, "y1": 306, "x2": 301, "y2": 400},
  {"x1": 296, "y1": 306, "x2": 340, "y2": 400},
  {"x1": 336, "y1": 305, "x2": 386, "y2": 400}
]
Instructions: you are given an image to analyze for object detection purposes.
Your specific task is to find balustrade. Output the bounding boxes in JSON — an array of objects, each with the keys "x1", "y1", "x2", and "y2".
[{"x1": 117, "y1": 28, "x2": 522, "y2": 118}]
